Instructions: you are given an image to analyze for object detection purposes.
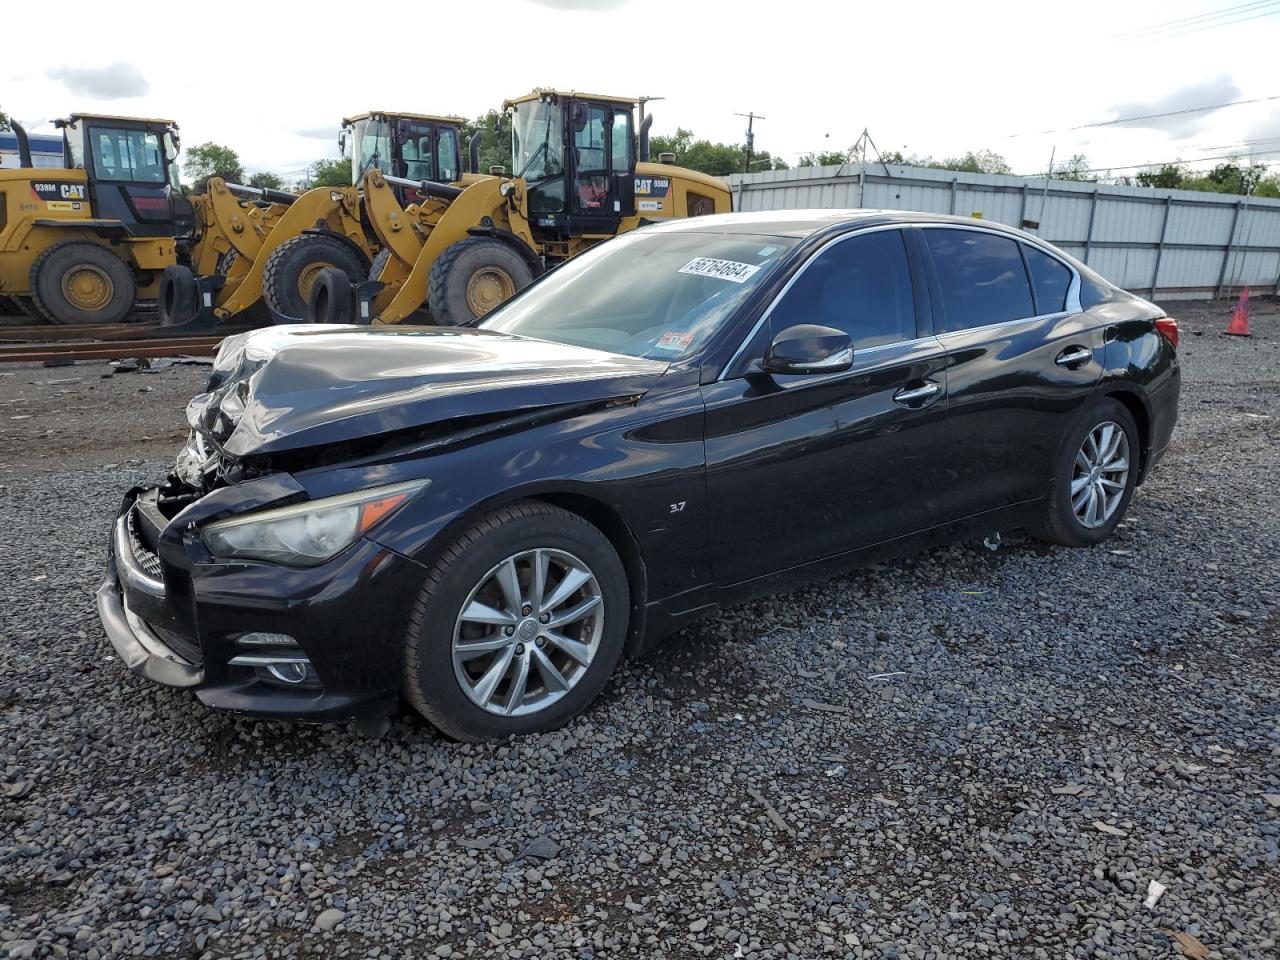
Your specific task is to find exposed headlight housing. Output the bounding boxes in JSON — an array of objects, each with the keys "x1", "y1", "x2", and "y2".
[{"x1": 202, "y1": 480, "x2": 428, "y2": 566}]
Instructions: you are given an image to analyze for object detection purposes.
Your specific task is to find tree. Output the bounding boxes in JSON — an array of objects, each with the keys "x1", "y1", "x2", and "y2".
[
  {"x1": 184, "y1": 142, "x2": 244, "y2": 193},
  {"x1": 248, "y1": 170, "x2": 283, "y2": 190},
  {"x1": 931, "y1": 149, "x2": 1012, "y2": 175},
  {"x1": 306, "y1": 157, "x2": 351, "y2": 188},
  {"x1": 647, "y1": 128, "x2": 786, "y2": 176},
  {"x1": 1054, "y1": 154, "x2": 1095, "y2": 182},
  {"x1": 459, "y1": 110, "x2": 512, "y2": 174},
  {"x1": 0, "y1": 107, "x2": 9, "y2": 132},
  {"x1": 798, "y1": 150, "x2": 850, "y2": 167}
]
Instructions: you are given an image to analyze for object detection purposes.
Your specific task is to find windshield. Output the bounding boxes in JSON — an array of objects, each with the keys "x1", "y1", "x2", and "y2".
[
  {"x1": 480, "y1": 231, "x2": 797, "y2": 360},
  {"x1": 353, "y1": 116, "x2": 392, "y2": 181},
  {"x1": 511, "y1": 99, "x2": 563, "y2": 182}
]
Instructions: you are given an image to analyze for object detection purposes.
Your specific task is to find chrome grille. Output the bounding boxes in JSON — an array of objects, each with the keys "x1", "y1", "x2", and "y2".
[{"x1": 125, "y1": 509, "x2": 164, "y2": 582}]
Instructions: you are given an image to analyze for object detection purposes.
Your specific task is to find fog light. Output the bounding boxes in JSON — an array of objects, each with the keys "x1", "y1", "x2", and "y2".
[
  {"x1": 265, "y1": 661, "x2": 309, "y2": 685},
  {"x1": 228, "y1": 649, "x2": 321, "y2": 689}
]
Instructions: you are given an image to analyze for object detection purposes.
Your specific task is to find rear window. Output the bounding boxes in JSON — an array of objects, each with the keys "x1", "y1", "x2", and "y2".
[
  {"x1": 924, "y1": 229, "x2": 1034, "y2": 332},
  {"x1": 1023, "y1": 244, "x2": 1072, "y2": 314}
]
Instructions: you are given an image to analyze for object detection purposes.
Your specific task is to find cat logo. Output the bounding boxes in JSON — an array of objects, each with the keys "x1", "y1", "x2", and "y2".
[{"x1": 60, "y1": 184, "x2": 87, "y2": 200}]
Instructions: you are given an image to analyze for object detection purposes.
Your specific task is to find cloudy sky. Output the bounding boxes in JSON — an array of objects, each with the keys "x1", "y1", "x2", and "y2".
[{"x1": 6, "y1": 0, "x2": 1280, "y2": 181}]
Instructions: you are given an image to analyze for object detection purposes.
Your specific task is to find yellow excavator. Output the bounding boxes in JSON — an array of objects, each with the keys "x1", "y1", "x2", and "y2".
[
  {"x1": 306, "y1": 90, "x2": 733, "y2": 326},
  {"x1": 159, "y1": 111, "x2": 476, "y2": 328},
  {"x1": 0, "y1": 114, "x2": 192, "y2": 324}
]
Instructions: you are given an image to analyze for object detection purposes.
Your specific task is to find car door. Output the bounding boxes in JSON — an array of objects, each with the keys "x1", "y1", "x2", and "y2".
[
  {"x1": 918, "y1": 227, "x2": 1104, "y2": 516},
  {"x1": 701, "y1": 226, "x2": 951, "y2": 586}
]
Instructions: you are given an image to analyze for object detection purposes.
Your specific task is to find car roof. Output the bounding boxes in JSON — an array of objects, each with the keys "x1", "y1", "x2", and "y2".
[{"x1": 643, "y1": 209, "x2": 1036, "y2": 241}]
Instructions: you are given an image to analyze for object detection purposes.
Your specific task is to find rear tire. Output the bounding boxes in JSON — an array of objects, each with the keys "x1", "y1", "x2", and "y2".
[
  {"x1": 427, "y1": 237, "x2": 533, "y2": 326},
  {"x1": 1028, "y1": 398, "x2": 1139, "y2": 547},
  {"x1": 261, "y1": 234, "x2": 367, "y2": 323},
  {"x1": 157, "y1": 265, "x2": 199, "y2": 326},
  {"x1": 307, "y1": 267, "x2": 355, "y2": 324},
  {"x1": 29, "y1": 242, "x2": 136, "y2": 325},
  {"x1": 403, "y1": 501, "x2": 629, "y2": 742}
]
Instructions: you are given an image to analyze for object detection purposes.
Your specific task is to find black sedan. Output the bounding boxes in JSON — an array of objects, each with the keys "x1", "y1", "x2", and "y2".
[{"x1": 98, "y1": 211, "x2": 1180, "y2": 741}]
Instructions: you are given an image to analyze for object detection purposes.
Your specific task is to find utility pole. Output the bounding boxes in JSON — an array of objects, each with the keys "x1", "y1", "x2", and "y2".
[{"x1": 735, "y1": 111, "x2": 766, "y2": 173}]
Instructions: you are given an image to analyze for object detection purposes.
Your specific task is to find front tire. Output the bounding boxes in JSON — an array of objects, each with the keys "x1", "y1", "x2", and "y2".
[
  {"x1": 1029, "y1": 398, "x2": 1139, "y2": 547},
  {"x1": 29, "y1": 242, "x2": 136, "y2": 325},
  {"x1": 261, "y1": 234, "x2": 367, "y2": 322},
  {"x1": 404, "y1": 501, "x2": 629, "y2": 741},
  {"x1": 427, "y1": 237, "x2": 534, "y2": 326}
]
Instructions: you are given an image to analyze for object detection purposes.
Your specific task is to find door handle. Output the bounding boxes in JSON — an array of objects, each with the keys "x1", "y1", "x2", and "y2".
[
  {"x1": 1055, "y1": 346, "x2": 1092, "y2": 368},
  {"x1": 893, "y1": 381, "x2": 941, "y2": 406}
]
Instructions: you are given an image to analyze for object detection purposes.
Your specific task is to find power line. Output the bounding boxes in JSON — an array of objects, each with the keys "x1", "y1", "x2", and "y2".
[
  {"x1": 1019, "y1": 147, "x2": 1280, "y2": 178},
  {"x1": 1004, "y1": 92, "x2": 1280, "y2": 138},
  {"x1": 1111, "y1": 0, "x2": 1280, "y2": 42},
  {"x1": 1127, "y1": 4, "x2": 1280, "y2": 43}
]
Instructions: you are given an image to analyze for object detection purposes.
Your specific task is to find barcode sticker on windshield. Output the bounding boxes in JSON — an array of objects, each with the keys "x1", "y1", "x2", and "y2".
[
  {"x1": 678, "y1": 257, "x2": 761, "y2": 284},
  {"x1": 655, "y1": 331, "x2": 694, "y2": 351}
]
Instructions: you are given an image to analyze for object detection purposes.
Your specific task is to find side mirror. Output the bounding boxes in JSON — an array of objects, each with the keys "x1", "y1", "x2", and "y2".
[
  {"x1": 570, "y1": 102, "x2": 589, "y2": 132},
  {"x1": 338, "y1": 127, "x2": 348, "y2": 155},
  {"x1": 761, "y1": 324, "x2": 853, "y2": 375}
]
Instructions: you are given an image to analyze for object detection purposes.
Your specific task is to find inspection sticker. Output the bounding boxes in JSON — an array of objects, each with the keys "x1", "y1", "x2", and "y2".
[
  {"x1": 678, "y1": 257, "x2": 761, "y2": 284},
  {"x1": 654, "y1": 331, "x2": 694, "y2": 351}
]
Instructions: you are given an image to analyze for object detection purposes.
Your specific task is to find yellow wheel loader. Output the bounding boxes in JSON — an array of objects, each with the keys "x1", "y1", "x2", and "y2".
[
  {"x1": 159, "y1": 112, "x2": 474, "y2": 328},
  {"x1": 308, "y1": 90, "x2": 732, "y2": 327},
  {"x1": 0, "y1": 115, "x2": 192, "y2": 324}
]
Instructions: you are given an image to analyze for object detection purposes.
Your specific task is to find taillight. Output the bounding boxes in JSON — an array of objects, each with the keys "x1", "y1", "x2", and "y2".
[{"x1": 1155, "y1": 317, "x2": 1179, "y2": 350}]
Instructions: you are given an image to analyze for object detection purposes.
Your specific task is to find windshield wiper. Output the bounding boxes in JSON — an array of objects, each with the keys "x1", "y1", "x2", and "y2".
[{"x1": 515, "y1": 119, "x2": 554, "y2": 180}]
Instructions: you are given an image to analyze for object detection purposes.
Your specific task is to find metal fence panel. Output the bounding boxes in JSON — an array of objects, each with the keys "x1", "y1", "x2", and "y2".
[{"x1": 727, "y1": 163, "x2": 1280, "y2": 299}]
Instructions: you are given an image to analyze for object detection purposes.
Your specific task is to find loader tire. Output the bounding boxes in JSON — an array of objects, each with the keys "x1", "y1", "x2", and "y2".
[
  {"x1": 262, "y1": 234, "x2": 367, "y2": 323},
  {"x1": 307, "y1": 267, "x2": 355, "y2": 324},
  {"x1": 29, "y1": 242, "x2": 136, "y2": 325},
  {"x1": 157, "y1": 265, "x2": 199, "y2": 327},
  {"x1": 369, "y1": 247, "x2": 393, "y2": 282},
  {"x1": 11, "y1": 296, "x2": 51, "y2": 322},
  {"x1": 427, "y1": 237, "x2": 533, "y2": 326}
]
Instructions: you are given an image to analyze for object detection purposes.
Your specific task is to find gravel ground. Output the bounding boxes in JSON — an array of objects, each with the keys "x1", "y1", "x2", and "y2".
[{"x1": 1, "y1": 302, "x2": 1277, "y2": 960}]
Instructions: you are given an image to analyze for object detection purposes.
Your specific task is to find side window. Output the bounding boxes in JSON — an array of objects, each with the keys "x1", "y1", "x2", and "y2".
[
  {"x1": 92, "y1": 128, "x2": 165, "y2": 183},
  {"x1": 1022, "y1": 244, "x2": 1072, "y2": 314},
  {"x1": 768, "y1": 230, "x2": 916, "y2": 350},
  {"x1": 924, "y1": 229, "x2": 1034, "y2": 332},
  {"x1": 436, "y1": 127, "x2": 460, "y2": 182},
  {"x1": 610, "y1": 111, "x2": 632, "y2": 172}
]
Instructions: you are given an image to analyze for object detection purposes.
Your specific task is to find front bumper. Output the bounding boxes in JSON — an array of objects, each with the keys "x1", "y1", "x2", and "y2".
[{"x1": 99, "y1": 486, "x2": 425, "y2": 722}]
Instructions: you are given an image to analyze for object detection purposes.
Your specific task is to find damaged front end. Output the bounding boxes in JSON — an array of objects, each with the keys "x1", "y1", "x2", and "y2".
[{"x1": 99, "y1": 323, "x2": 664, "y2": 723}]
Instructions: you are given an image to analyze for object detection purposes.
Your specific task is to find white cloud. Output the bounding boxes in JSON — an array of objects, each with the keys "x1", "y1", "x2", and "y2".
[
  {"x1": 47, "y1": 62, "x2": 149, "y2": 100},
  {"x1": 1107, "y1": 74, "x2": 1242, "y2": 138}
]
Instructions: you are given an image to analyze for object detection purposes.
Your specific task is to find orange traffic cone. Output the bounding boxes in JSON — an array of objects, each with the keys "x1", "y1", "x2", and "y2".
[{"x1": 1225, "y1": 287, "x2": 1251, "y2": 337}]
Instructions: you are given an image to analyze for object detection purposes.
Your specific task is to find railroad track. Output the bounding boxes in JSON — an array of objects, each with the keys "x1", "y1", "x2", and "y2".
[
  {"x1": 0, "y1": 322, "x2": 152, "y2": 343},
  {"x1": 0, "y1": 337, "x2": 224, "y2": 365}
]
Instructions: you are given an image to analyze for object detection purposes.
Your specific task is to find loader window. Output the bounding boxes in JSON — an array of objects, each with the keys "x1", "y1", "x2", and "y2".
[
  {"x1": 512, "y1": 99, "x2": 565, "y2": 213},
  {"x1": 611, "y1": 111, "x2": 632, "y2": 172},
  {"x1": 436, "y1": 127, "x2": 460, "y2": 183},
  {"x1": 90, "y1": 127, "x2": 165, "y2": 184}
]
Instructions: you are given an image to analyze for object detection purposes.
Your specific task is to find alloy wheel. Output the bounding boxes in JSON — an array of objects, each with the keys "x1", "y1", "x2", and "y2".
[
  {"x1": 1071, "y1": 421, "x2": 1130, "y2": 529},
  {"x1": 452, "y1": 548, "x2": 604, "y2": 716}
]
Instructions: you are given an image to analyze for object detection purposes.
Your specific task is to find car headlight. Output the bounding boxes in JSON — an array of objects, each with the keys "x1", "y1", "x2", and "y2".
[{"x1": 202, "y1": 480, "x2": 428, "y2": 566}]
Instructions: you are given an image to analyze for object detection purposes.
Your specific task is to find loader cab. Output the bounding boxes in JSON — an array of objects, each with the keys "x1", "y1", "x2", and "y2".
[
  {"x1": 56, "y1": 114, "x2": 193, "y2": 237},
  {"x1": 506, "y1": 90, "x2": 637, "y2": 239},
  {"x1": 342, "y1": 111, "x2": 464, "y2": 204}
]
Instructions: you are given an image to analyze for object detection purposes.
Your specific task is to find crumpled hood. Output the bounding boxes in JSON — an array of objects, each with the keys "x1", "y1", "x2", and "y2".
[{"x1": 187, "y1": 325, "x2": 667, "y2": 458}]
